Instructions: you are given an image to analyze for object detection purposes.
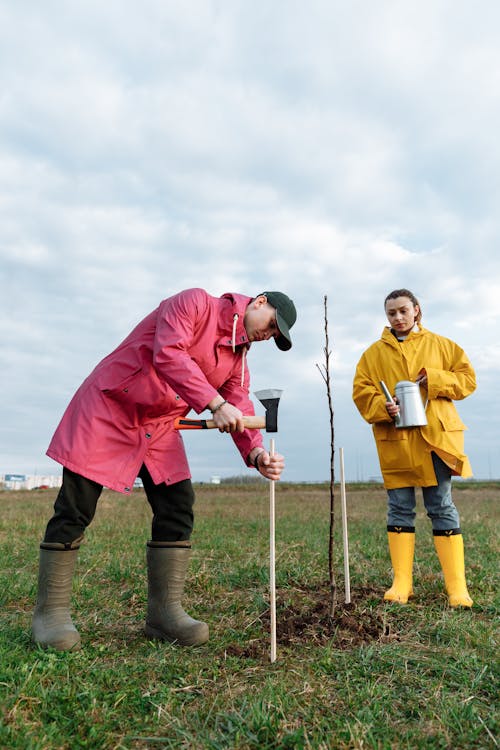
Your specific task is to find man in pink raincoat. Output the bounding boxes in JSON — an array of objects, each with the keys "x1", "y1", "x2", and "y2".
[{"x1": 32, "y1": 288, "x2": 297, "y2": 651}]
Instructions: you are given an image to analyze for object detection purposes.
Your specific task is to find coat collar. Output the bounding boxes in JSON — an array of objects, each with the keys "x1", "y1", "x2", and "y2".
[
  {"x1": 381, "y1": 324, "x2": 427, "y2": 346},
  {"x1": 218, "y1": 293, "x2": 252, "y2": 349}
]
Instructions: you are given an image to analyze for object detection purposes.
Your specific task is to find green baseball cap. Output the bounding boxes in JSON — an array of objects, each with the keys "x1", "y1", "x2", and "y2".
[{"x1": 262, "y1": 291, "x2": 297, "y2": 351}]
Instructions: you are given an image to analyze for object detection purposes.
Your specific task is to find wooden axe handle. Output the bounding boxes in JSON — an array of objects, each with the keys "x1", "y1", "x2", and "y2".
[{"x1": 174, "y1": 415, "x2": 265, "y2": 430}]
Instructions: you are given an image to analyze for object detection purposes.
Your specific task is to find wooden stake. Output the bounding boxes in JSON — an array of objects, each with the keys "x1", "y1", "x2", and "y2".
[
  {"x1": 269, "y1": 437, "x2": 277, "y2": 662},
  {"x1": 340, "y1": 447, "x2": 351, "y2": 604}
]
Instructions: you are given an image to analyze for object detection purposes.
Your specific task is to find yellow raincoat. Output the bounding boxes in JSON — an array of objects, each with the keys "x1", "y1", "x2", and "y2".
[{"x1": 353, "y1": 326, "x2": 476, "y2": 489}]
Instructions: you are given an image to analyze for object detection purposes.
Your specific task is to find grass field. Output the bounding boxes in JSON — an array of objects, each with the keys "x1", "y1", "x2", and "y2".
[{"x1": 1, "y1": 482, "x2": 498, "y2": 749}]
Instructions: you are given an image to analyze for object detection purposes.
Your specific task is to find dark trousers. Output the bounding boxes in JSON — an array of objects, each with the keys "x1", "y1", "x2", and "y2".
[{"x1": 43, "y1": 465, "x2": 195, "y2": 544}]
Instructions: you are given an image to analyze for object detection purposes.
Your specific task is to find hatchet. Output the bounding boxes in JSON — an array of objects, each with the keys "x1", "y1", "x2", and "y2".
[{"x1": 173, "y1": 394, "x2": 280, "y2": 432}]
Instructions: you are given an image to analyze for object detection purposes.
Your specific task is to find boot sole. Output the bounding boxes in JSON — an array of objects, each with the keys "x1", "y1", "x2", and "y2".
[
  {"x1": 383, "y1": 591, "x2": 414, "y2": 604},
  {"x1": 144, "y1": 623, "x2": 209, "y2": 646},
  {"x1": 32, "y1": 636, "x2": 81, "y2": 651},
  {"x1": 449, "y1": 599, "x2": 473, "y2": 608}
]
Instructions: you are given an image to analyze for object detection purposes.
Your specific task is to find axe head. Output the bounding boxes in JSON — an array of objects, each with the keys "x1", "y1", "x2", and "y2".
[{"x1": 254, "y1": 388, "x2": 283, "y2": 432}]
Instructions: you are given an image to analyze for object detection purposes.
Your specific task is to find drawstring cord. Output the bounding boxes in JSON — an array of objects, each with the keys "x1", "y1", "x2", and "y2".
[
  {"x1": 232, "y1": 314, "x2": 238, "y2": 353},
  {"x1": 232, "y1": 313, "x2": 246, "y2": 387},
  {"x1": 241, "y1": 347, "x2": 246, "y2": 387}
]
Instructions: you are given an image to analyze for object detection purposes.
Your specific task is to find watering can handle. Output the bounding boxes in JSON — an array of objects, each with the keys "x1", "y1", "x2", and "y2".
[
  {"x1": 416, "y1": 370, "x2": 429, "y2": 411},
  {"x1": 419, "y1": 387, "x2": 429, "y2": 412},
  {"x1": 379, "y1": 381, "x2": 401, "y2": 426}
]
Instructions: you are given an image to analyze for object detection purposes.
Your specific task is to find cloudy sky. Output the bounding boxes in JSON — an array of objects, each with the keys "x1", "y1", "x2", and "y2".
[{"x1": 1, "y1": 1, "x2": 499, "y2": 484}]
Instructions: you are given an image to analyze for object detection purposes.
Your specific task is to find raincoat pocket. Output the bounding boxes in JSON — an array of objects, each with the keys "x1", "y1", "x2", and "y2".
[
  {"x1": 373, "y1": 423, "x2": 407, "y2": 441},
  {"x1": 373, "y1": 423, "x2": 414, "y2": 470},
  {"x1": 433, "y1": 400, "x2": 467, "y2": 432},
  {"x1": 437, "y1": 413, "x2": 467, "y2": 431},
  {"x1": 100, "y1": 367, "x2": 143, "y2": 394},
  {"x1": 100, "y1": 366, "x2": 182, "y2": 419}
]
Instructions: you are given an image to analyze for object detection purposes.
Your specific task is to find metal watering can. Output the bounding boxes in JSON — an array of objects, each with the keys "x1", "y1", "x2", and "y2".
[{"x1": 380, "y1": 380, "x2": 427, "y2": 428}]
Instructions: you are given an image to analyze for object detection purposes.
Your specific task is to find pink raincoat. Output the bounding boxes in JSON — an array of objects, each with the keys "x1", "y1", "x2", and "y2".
[{"x1": 47, "y1": 289, "x2": 264, "y2": 493}]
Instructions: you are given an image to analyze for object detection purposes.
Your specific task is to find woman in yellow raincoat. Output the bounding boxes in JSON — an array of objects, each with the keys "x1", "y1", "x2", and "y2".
[{"x1": 353, "y1": 289, "x2": 476, "y2": 607}]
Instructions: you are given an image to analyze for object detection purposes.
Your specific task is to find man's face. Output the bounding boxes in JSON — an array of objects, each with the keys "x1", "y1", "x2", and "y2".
[
  {"x1": 244, "y1": 296, "x2": 279, "y2": 343},
  {"x1": 385, "y1": 296, "x2": 419, "y2": 335}
]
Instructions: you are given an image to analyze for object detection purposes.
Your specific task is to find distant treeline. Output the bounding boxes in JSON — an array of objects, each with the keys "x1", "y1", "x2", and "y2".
[{"x1": 193, "y1": 478, "x2": 500, "y2": 490}]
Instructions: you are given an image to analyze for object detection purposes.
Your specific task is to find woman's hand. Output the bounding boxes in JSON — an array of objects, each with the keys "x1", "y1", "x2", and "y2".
[
  {"x1": 385, "y1": 398, "x2": 400, "y2": 420},
  {"x1": 415, "y1": 368, "x2": 428, "y2": 388}
]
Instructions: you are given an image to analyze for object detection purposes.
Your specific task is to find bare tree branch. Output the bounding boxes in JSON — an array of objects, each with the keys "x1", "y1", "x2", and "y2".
[{"x1": 316, "y1": 295, "x2": 337, "y2": 617}]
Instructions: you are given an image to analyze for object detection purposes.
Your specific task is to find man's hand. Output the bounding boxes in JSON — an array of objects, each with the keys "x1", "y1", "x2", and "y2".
[
  {"x1": 254, "y1": 450, "x2": 285, "y2": 481},
  {"x1": 211, "y1": 402, "x2": 245, "y2": 433}
]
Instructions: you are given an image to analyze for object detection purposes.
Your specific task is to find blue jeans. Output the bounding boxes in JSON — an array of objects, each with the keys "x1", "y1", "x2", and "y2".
[{"x1": 387, "y1": 453, "x2": 460, "y2": 531}]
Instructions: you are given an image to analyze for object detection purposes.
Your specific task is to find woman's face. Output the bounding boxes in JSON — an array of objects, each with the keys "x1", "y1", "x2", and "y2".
[{"x1": 385, "y1": 296, "x2": 419, "y2": 336}]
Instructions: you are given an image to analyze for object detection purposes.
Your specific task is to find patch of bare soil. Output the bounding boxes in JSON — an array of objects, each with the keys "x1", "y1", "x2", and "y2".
[{"x1": 225, "y1": 585, "x2": 398, "y2": 658}]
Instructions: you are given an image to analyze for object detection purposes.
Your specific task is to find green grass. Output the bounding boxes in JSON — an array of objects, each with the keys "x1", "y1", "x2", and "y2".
[{"x1": 0, "y1": 483, "x2": 498, "y2": 749}]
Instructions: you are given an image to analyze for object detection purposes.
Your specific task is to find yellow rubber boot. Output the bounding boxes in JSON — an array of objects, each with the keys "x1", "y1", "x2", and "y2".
[
  {"x1": 433, "y1": 531, "x2": 473, "y2": 608},
  {"x1": 384, "y1": 528, "x2": 415, "y2": 604}
]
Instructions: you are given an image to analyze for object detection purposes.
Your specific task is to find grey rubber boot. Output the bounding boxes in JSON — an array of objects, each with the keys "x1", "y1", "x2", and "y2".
[
  {"x1": 145, "y1": 541, "x2": 209, "y2": 646},
  {"x1": 32, "y1": 538, "x2": 82, "y2": 651}
]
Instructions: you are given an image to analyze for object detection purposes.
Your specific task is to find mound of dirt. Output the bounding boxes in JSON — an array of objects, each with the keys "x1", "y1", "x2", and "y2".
[{"x1": 225, "y1": 585, "x2": 399, "y2": 658}]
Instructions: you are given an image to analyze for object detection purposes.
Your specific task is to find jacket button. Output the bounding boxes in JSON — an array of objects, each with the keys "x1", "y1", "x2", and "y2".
[
  {"x1": 175, "y1": 395, "x2": 180, "y2": 400},
  {"x1": 123, "y1": 388, "x2": 129, "y2": 393},
  {"x1": 145, "y1": 432, "x2": 151, "y2": 439},
  {"x1": 124, "y1": 487, "x2": 131, "y2": 492}
]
